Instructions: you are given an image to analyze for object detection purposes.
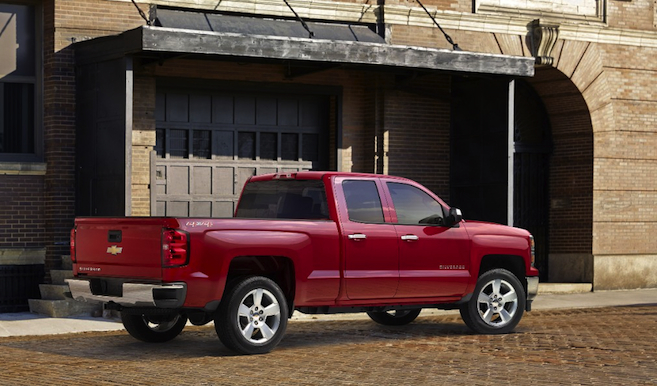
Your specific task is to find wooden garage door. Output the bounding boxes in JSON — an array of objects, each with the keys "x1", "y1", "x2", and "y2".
[{"x1": 154, "y1": 89, "x2": 330, "y2": 217}]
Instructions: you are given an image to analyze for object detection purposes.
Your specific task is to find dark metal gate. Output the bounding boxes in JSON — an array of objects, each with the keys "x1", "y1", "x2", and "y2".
[
  {"x1": 451, "y1": 77, "x2": 551, "y2": 280},
  {"x1": 154, "y1": 88, "x2": 330, "y2": 217}
]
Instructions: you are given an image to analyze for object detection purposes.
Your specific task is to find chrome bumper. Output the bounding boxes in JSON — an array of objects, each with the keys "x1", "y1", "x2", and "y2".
[
  {"x1": 526, "y1": 276, "x2": 539, "y2": 301},
  {"x1": 66, "y1": 278, "x2": 186, "y2": 308}
]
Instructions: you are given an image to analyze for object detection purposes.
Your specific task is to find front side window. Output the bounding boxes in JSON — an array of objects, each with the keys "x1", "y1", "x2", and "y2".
[
  {"x1": 0, "y1": 3, "x2": 38, "y2": 158},
  {"x1": 388, "y1": 182, "x2": 445, "y2": 225},
  {"x1": 343, "y1": 180, "x2": 384, "y2": 223}
]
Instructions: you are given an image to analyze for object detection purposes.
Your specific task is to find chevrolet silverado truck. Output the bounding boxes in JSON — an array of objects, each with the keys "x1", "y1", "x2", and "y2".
[{"x1": 68, "y1": 172, "x2": 539, "y2": 354}]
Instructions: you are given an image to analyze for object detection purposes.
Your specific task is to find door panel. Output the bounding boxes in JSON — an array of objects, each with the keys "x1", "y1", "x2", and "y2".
[
  {"x1": 384, "y1": 181, "x2": 470, "y2": 298},
  {"x1": 337, "y1": 178, "x2": 399, "y2": 300},
  {"x1": 395, "y1": 224, "x2": 470, "y2": 298}
]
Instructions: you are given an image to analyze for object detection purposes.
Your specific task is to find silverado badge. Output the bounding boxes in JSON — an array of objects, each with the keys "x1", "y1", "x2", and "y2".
[{"x1": 106, "y1": 245, "x2": 123, "y2": 255}]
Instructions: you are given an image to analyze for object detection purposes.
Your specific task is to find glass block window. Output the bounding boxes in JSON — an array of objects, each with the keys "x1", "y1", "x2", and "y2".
[
  {"x1": 281, "y1": 133, "x2": 298, "y2": 161},
  {"x1": 169, "y1": 129, "x2": 188, "y2": 159},
  {"x1": 193, "y1": 130, "x2": 211, "y2": 159},
  {"x1": 238, "y1": 132, "x2": 256, "y2": 160}
]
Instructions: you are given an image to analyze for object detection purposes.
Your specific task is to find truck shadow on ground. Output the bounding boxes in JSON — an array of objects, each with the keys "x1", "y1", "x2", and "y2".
[{"x1": 0, "y1": 315, "x2": 506, "y2": 360}]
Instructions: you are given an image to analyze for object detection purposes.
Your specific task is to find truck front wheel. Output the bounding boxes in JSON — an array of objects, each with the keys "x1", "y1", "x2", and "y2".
[
  {"x1": 459, "y1": 268, "x2": 525, "y2": 334},
  {"x1": 121, "y1": 313, "x2": 187, "y2": 343},
  {"x1": 215, "y1": 276, "x2": 289, "y2": 355}
]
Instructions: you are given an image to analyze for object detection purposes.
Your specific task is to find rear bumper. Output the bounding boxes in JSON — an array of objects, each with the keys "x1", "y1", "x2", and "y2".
[{"x1": 66, "y1": 278, "x2": 186, "y2": 308}]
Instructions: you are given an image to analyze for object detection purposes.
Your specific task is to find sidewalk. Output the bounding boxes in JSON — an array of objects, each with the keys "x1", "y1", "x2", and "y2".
[{"x1": 1, "y1": 287, "x2": 656, "y2": 338}]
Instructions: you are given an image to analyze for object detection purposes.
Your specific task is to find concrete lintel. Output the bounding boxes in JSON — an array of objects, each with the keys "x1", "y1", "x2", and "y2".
[{"x1": 140, "y1": 26, "x2": 534, "y2": 77}]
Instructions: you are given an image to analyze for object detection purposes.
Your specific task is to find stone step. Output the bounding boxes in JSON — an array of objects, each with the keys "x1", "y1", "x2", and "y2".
[
  {"x1": 39, "y1": 284, "x2": 71, "y2": 300},
  {"x1": 28, "y1": 298, "x2": 102, "y2": 318},
  {"x1": 61, "y1": 255, "x2": 73, "y2": 270},
  {"x1": 50, "y1": 269, "x2": 73, "y2": 285}
]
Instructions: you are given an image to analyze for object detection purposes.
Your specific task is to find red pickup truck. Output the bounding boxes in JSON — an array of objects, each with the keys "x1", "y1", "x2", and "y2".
[{"x1": 68, "y1": 172, "x2": 539, "y2": 354}]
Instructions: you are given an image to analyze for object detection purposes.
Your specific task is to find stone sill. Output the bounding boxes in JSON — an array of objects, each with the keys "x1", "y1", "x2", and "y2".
[
  {"x1": 0, "y1": 248, "x2": 46, "y2": 265},
  {"x1": 0, "y1": 162, "x2": 47, "y2": 176}
]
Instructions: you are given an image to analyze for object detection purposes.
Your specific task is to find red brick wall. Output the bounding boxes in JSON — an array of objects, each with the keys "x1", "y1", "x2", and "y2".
[
  {"x1": 384, "y1": 75, "x2": 452, "y2": 199},
  {"x1": 0, "y1": 176, "x2": 46, "y2": 248}
]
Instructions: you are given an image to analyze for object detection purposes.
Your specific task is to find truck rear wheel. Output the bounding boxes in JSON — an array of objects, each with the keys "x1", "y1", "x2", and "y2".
[
  {"x1": 121, "y1": 313, "x2": 187, "y2": 343},
  {"x1": 459, "y1": 268, "x2": 525, "y2": 334},
  {"x1": 215, "y1": 276, "x2": 289, "y2": 355},
  {"x1": 367, "y1": 309, "x2": 422, "y2": 326}
]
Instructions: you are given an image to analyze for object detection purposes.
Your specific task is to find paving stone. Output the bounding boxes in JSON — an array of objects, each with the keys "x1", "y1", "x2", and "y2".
[{"x1": 0, "y1": 306, "x2": 655, "y2": 385}]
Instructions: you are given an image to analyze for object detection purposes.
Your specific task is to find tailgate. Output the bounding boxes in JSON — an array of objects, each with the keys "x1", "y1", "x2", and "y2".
[{"x1": 73, "y1": 217, "x2": 179, "y2": 280}]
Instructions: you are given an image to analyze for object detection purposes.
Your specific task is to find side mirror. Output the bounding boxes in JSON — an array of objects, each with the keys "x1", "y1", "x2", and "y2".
[{"x1": 446, "y1": 207, "x2": 463, "y2": 227}]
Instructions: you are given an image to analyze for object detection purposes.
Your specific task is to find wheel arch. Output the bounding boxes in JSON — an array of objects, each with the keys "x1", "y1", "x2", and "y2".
[
  {"x1": 225, "y1": 255, "x2": 296, "y2": 314},
  {"x1": 478, "y1": 254, "x2": 526, "y2": 292}
]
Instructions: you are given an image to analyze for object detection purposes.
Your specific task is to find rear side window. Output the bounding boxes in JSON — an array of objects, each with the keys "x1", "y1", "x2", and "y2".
[
  {"x1": 342, "y1": 180, "x2": 384, "y2": 223},
  {"x1": 235, "y1": 180, "x2": 329, "y2": 220}
]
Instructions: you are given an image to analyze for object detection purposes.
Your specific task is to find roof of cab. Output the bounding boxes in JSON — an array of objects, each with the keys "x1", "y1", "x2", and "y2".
[{"x1": 248, "y1": 171, "x2": 414, "y2": 183}]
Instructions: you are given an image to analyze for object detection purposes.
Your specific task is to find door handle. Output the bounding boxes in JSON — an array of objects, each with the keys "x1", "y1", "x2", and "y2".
[
  {"x1": 401, "y1": 234, "x2": 419, "y2": 241},
  {"x1": 348, "y1": 233, "x2": 367, "y2": 240}
]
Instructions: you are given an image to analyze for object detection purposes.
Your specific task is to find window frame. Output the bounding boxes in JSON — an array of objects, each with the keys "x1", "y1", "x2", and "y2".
[{"x1": 0, "y1": 0, "x2": 42, "y2": 163}]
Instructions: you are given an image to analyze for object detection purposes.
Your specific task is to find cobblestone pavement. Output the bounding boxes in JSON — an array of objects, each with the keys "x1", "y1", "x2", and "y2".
[{"x1": 1, "y1": 306, "x2": 655, "y2": 385}]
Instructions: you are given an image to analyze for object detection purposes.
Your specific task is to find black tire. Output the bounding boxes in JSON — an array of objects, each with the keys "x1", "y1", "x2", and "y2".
[
  {"x1": 366, "y1": 309, "x2": 422, "y2": 326},
  {"x1": 215, "y1": 276, "x2": 289, "y2": 355},
  {"x1": 121, "y1": 313, "x2": 187, "y2": 343},
  {"x1": 460, "y1": 268, "x2": 526, "y2": 334}
]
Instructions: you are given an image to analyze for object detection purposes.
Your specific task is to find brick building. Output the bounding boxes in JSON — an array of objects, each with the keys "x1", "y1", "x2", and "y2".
[{"x1": 1, "y1": 0, "x2": 656, "y2": 311}]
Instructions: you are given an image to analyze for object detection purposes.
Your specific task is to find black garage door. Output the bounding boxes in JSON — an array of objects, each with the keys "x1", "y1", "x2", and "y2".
[{"x1": 155, "y1": 88, "x2": 330, "y2": 217}]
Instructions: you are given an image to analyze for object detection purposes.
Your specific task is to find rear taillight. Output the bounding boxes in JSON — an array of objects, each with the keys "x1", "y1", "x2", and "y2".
[
  {"x1": 70, "y1": 228, "x2": 76, "y2": 263},
  {"x1": 162, "y1": 228, "x2": 189, "y2": 268}
]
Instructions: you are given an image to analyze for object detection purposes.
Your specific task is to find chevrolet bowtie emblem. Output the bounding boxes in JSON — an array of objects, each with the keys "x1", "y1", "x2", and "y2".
[{"x1": 107, "y1": 245, "x2": 123, "y2": 255}]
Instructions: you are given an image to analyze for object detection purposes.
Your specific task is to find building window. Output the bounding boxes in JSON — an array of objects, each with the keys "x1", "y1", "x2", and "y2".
[{"x1": 0, "y1": 3, "x2": 40, "y2": 160}]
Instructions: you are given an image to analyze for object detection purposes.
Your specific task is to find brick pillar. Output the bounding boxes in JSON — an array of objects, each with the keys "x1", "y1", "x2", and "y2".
[{"x1": 42, "y1": 0, "x2": 76, "y2": 277}]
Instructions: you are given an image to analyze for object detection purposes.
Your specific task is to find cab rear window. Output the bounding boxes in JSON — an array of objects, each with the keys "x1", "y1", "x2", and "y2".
[{"x1": 235, "y1": 180, "x2": 329, "y2": 220}]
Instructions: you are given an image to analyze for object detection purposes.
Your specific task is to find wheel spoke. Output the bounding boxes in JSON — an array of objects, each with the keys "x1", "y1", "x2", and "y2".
[
  {"x1": 259, "y1": 324, "x2": 275, "y2": 340},
  {"x1": 253, "y1": 288, "x2": 264, "y2": 309},
  {"x1": 502, "y1": 289, "x2": 518, "y2": 304},
  {"x1": 499, "y1": 308, "x2": 512, "y2": 323},
  {"x1": 477, "y1": 291, "x2": 490, "y2": 304},
  {"x1": 492, "y1": 279, "x2": 502, "y2": 295},
  {"x1": 482, "y1": 308, "x2": 493, "y2": 323},
  {"x1": 241, "y1": 322, "x2": 255, "y2": 339},
  {"x1": 263, "y1": 303, "x2": 280, "y2": 318},
  {"x1": 238, "y1": 304, "x2": 251, "y2": 318}
]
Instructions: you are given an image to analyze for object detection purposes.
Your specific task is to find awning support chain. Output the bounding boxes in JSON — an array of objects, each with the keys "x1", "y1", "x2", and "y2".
[
  {"x1": 130, "y1": 0, "x2": 152, "y2": 26},
  {"x1": 414, "y1": 0, "x2": 461, "y2": 51},
  {"x1": 283, "y1": 0, "x2": 315, "y2": 38}
]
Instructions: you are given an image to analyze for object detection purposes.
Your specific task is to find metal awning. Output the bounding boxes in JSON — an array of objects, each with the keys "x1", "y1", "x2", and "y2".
[{"x1": 75, "y1": 13, "x2": 534, "y2": 77}]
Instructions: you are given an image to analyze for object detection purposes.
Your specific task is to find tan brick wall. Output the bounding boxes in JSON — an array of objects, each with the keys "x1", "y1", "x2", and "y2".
[{"x1": 607, "y1": 0, "x2": 656, "y2": 31}]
